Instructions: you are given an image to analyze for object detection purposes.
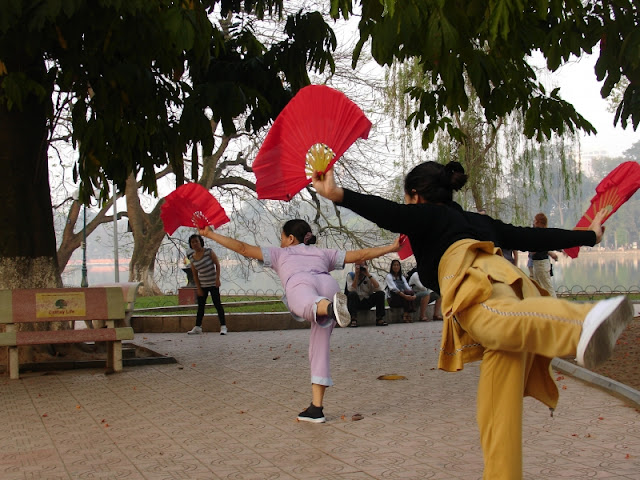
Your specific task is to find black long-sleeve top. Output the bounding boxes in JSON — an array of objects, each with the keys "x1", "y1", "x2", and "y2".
[{"x1": 338, "y1": 189, "x2": 597, "y2": 295}]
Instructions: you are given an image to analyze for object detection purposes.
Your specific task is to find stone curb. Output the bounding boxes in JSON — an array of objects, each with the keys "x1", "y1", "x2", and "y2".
[{"x1": 552, "y1": 357, "x2": 640, "y2": 407}]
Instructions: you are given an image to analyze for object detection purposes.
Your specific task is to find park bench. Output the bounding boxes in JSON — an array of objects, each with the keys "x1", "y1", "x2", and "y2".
[
  {"x1": 0, "y1": 287, "x2": 134, "y2": 379},
  {"x1": 93, "y1": 282, "x2": 143, "y2": 327}
]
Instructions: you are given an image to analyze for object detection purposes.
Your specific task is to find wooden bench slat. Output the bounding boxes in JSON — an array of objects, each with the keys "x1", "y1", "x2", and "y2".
[
  {"x1": 1, "y1": 288, "x2": 125, "y2": 324},
  {"x1": 0, "y1": 327, "x2": 134, "y2": 346}
]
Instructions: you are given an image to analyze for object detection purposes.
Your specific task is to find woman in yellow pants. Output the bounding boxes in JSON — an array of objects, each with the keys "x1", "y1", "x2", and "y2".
[{"x1": 313, "y1": 161, "x2": 633, "y2": 480}]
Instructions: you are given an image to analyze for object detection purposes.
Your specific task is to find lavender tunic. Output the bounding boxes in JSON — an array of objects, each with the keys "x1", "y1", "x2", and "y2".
[
  {"x1": 261, "y1": 244, "x2": 346, "y2": 323},
  {"x1": 261, "y1": 244, "x2": 346, "y2": 387}
]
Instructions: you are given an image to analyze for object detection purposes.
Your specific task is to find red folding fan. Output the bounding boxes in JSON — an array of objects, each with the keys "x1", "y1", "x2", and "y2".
[
  {"x1": 398, "y1": 234, "x2": 414, "y2": 260},
  {"x1": 160, "y1": 183, "x2": 230, "y2": 235},
  {"x1": 252, "y1": 85, "x2": 372, "y2": 201},
  {"x1": 564, "y1": 161, "x2": 640, "y2": 258}
]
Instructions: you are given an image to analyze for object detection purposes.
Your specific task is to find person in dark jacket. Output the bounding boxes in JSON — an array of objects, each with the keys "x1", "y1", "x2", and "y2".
[{"x1": 312, "y1": 161, "x2": 633, "y2": 480}]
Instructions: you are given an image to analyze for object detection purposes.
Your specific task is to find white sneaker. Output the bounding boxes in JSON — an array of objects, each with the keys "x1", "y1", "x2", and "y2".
[
  {"x1": 187, "y1": 326, "x2": 203, "y2": 335},
  {"x1": 332, "y1": 292, "x2": 351, "y2": 328},
  {"x1": 220, "y1": 325, "x2": 228, "y2": 335},
  {"x1": 576, "y1": 296, "x2": 633, "y2": 369}
]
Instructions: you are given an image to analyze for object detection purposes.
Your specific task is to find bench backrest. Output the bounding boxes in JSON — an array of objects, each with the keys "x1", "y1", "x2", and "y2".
[
  {"x1": 0, "y1": 287, "x2": 126, "y2": 324},
  {"x1": 93, "y1": 282, "x2": 142, "y2": 304}
]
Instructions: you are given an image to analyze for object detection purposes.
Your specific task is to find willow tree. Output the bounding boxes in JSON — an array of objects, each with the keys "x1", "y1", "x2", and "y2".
[{"x1": 384, "y1": 59, "x2": 582, "y2": 224}]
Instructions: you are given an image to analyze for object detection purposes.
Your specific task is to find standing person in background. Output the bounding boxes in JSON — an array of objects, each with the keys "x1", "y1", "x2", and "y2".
[
  {"x1": 502, "y1": 248, "x2": 518, "y2": 266},
  {"x1": 198, "y1": 220, "x2": 399, "y2": 423},
  {"x1": 385, "y1": 259, "x2": 417, "y2": 323},
  {"x1": 530, "y1": 213, "x2": 559, "y2": 297},
  {"x1": 346, "y1": 261, "x2": 388, "y2": 327},
  {"x1": 312, "y1": 162, "x2": 632, "y2": 480},
  {"x1": 187, "y1": 234, "x2": 227, "y2": 335}
]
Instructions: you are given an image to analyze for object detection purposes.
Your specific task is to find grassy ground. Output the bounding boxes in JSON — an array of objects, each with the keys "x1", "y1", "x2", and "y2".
[{"x1": 134, "y1": 295, "x2": 288, "y2": 314}]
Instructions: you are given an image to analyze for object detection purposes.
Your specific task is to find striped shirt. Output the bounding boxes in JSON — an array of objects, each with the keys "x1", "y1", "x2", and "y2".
[{"x1": 188, "y1": 248, "x2": 218, "y2": 287}]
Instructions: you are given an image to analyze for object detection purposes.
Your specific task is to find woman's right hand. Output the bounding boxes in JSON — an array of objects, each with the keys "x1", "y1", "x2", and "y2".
[
  {"x1": 312, "y1": 168, "x2": 344, "y2": 202},
  {"x1": 588, "y1": 209, "x2": 607, "y2": 244},
  {"x1": 198, "y1": 226, "x2": 213, "y2": 237}
]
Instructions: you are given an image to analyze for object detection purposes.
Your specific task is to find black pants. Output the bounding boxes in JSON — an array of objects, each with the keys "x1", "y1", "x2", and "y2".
[
  {"x1": 347, "y1": 290, "x2": 386, "y2": 319},
  {"x1": 196, "y1": 286, "x2": 226, "y2": 327},
  {"x1": 387, "y1": 290, "x2": 416, "y2": 312}
]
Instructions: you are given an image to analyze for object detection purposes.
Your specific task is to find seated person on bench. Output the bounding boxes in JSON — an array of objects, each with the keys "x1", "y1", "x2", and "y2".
[
  {"x1": 345, "y1": 261, "x2": 387, "y2": 327},
  {"x1": 407, "y1": 267, "x2": 443, "y2": 321}
]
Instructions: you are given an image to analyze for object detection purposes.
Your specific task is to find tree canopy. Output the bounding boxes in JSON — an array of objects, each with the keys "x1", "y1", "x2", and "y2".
[
  {"x1": 0, "y1": 1, "x2": 336, "y2": 202},
  {"x1": 0, "y1": 0, "x2": 337, "y2": 288},
  {"x1": 331, "y1": 0, "x2": 640, "y2": 146}
]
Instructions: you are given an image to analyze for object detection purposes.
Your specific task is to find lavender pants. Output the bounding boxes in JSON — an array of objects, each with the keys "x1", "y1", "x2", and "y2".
[{"x1": 286, "y1": 272, "x2": 339, "y2": 387}]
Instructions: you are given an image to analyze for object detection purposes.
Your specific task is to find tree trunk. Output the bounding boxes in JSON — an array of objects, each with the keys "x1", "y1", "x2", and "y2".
[
  {"x1": 122, "y1": 134, "x2": 233, "y2": 297},
  {"x1": 56, "y1": 197, "x2": 117, "y2": 271},
  {"x1": 125, "y1": 174, "x2": 165, "y2": 296},
  {"x1": 0, "y1": 64, "x2": 60, "y2": 289},
  {"x1": 0, "y1": 56, "x2": 62, "y2": 364},
  {"x1": 56, "y1": 199, "x2": 82, "y2": 270}
]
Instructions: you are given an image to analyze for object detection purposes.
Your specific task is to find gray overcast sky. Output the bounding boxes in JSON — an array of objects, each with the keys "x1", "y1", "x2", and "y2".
[{"x1": 552, "y1": 53, "x2": 639, "y2": 158}]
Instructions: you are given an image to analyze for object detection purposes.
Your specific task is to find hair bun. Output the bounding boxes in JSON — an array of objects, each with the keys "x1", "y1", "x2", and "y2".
[
  {"x1": 444, "y1": 161, "x2": 464, "y2": 175},
  {"x1": 303, "y1": 232, "x2": 317, "y2": 245},
  {"x1": 444, "y1": 161, "x2": 468, "y2": 191}
]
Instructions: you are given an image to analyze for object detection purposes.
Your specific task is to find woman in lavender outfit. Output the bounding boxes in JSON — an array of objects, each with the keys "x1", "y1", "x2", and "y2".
[{"x1": 199, "y1": 219, "x2": 399, "y2": 423}]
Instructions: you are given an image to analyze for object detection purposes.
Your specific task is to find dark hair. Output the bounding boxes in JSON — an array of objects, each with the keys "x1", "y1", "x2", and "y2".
[
  {"x1": 389, "y1": 259, "x2": 403, "y2": 277},
  {"x1": 282, "y1": 219, "x2": 316, "y2": 245},
  {"x1": 404, "y1": 161, "x2": 468, "y2": 203},
  {"x1": 188, "y1": 234, "x2": 204, "y2": 247}
]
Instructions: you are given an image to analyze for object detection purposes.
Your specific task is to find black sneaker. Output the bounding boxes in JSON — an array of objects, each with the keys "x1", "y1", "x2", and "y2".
[{"x1": 297, "y1": 403, "x2": 326, "y2": 423}]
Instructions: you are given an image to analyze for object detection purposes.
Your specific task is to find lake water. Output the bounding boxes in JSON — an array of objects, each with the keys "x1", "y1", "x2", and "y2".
[
  {"x1": 517, "y1": 250, "x2": 640, "y2": 293},
  {"x1": 63, "y1": 249, "x2": 640, "y2": 296}
]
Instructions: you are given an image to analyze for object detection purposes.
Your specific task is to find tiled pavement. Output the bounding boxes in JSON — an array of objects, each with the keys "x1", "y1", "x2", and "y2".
[{"x1": 1, "y1": 322, "x2": 639, "y2": 479}]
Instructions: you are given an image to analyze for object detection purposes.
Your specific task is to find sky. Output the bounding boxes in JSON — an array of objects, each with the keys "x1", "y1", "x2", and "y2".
[{"x1": 550, "y1": 53, "x2": 639, "y2": 158}]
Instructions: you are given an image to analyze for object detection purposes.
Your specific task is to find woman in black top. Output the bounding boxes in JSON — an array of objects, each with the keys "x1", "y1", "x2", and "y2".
[{"x1": 313, "y1": 161, "x2": 633, "y2": 480}]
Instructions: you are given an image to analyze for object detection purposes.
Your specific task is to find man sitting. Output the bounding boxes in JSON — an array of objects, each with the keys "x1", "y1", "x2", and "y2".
[{"x1": 345, "y1": 261, "x2": 387, "y2": 327}]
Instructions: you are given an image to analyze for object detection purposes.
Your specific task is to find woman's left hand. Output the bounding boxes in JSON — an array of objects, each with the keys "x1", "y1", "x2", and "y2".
[{"x1": 312, "y1": 168, "x2": 344, "y2": 202}]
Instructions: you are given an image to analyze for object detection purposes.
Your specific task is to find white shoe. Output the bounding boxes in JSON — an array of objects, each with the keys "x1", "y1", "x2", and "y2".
[
  {"x1": 187, "y1": 326, "x2": 203, "y2": 335},
  {"x1": 220, "y1": 325, "x2": 228, "y2": 335},
  {"x1": 332, "y1": 292, "x2": 351, "y2": 328},
  {"x1": 576, "y1": 296, "x2": 633, "y2": 369}
]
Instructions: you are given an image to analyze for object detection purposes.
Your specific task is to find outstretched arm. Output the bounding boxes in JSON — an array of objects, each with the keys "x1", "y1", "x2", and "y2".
[
  {"x1": 198, "y1": 227, "x2": 263, "y2": 261},
  {"x1": 344, "y1": 237, "x2": 401, "y2": 264}
]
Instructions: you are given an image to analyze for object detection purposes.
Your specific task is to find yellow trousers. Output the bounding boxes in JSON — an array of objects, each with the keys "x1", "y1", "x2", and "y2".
[
  {"x1": 456, "y1": 282, "x2": 592, "y2": 479},
  {"x1": 438, "y1": 240, "x2": 594, "y2": 480}
]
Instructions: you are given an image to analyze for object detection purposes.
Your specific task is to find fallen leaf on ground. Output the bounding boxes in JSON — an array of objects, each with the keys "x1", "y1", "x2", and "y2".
[{"x1": 377, "y1": 374, "x2": 407, "y2": 380}]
